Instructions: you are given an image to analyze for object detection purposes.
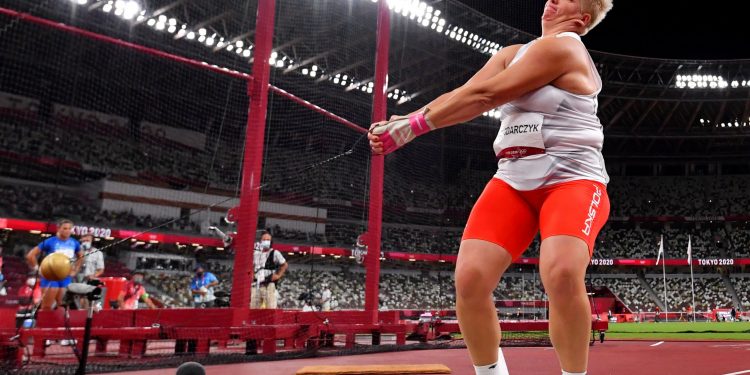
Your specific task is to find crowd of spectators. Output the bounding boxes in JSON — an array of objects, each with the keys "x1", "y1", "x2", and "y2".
[
  {"x1": 646, "y1": 276, "x2": 734, "y2": 312},
  {"x1": 4, "y1": 106, "x2": 750, "y2": 261},
  {"x1": 602, "y1": 277, "x2": 652, "y2": 313},
  {"x1": 0, "y1": 182, "x2": 202, "y2": 233},
  {"x1": 727, "y1": 229, "x2": 750, "y2": 257},
  {"x1": 0, "y1": 118, "x2": 239, "y2": 189},
  {"x1": 607, "y1": 176, "x2": 750, "y2": 217},
  {"x1": 596, "y1": 226, "x2": 717, "y2": 259},
  {"x1": 1, "y1": 103, "x2": 749, "y2": 315},
  {"x1": 0, "y1": 180, "x2": 741, "y2": 260},
  {"x1": 1, "y1": 241, "x2": 743, "y2": 313},
  {"x1": 730, "y1": 276, "x2": 750, "y2": 310},
  {"x1": 180, "y1": 259, "x2": 740, "y2": 313}
]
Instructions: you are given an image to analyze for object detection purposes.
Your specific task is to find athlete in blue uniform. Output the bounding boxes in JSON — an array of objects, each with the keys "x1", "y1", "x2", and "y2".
[{"x1": 26, "y1": 219, "x2": 84, "y2": 310}]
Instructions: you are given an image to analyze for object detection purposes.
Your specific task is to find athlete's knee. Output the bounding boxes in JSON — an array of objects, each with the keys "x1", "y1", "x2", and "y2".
[
  {"x1": 455, "y1": 265, "x2": 495, "y2": 301},
  {"x1": 543, "y1": 262, "x2": 585, "y2": 297}
]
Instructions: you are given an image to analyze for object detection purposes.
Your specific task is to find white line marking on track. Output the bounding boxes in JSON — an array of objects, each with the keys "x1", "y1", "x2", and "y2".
[
  {"x1": 650, "y1": 341, "x2": 664, "y2": 347},
  {"x1": 711, "y1": 344, "x2": 750, "y2": 348},
  {"x1": 720, "y1": 370, "x2": 750, "y2": 375}
]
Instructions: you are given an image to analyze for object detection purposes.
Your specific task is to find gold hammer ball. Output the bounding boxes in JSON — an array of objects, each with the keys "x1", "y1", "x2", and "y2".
[{"x1": 40, "y1": 252, "x2": 72, "y2": 281}]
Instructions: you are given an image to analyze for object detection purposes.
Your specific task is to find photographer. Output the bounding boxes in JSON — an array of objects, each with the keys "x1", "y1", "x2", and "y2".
[
  {"x1": 77, "y1": 234, "x2": 104, "y2": 309},
  {"x1": 191, "y1": 264, "x2": 219, "y2": 308},
  {"x1": 250, "y1": 231, "x2": 287, "y2": 309},
  {"x1": 116, "y1": 271, "x2": 156, "y2": 310}
]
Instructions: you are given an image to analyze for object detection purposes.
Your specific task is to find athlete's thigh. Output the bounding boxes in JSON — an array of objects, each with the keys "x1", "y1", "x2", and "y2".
[
  {"x1": 538, "y1": 180, "x2": 610, "y2": 255},
  {"x1": 462, "y1": 178, "x2": 539, "y2": 260}
]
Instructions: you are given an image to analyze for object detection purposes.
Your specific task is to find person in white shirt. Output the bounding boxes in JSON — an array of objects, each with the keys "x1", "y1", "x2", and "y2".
[
  {"x1": 77, "y1": 234, "x2": 105, "y2": 309},
  {"x1": 250, "y1": 231, "x2": 287, "y2": 309},
  {"x1": 320, "y1": 283, "x2": 332, "y2": 311}
]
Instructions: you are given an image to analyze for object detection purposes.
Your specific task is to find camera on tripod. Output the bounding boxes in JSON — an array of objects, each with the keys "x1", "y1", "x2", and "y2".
[{"x1": 62, "y1": 279, "x2": 104, "y2": 308}]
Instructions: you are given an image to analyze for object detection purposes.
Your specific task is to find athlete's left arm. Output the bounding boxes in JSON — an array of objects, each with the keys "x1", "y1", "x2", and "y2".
[{"x1": 425, "y1": 37, "x2": 577, "y2": 128}]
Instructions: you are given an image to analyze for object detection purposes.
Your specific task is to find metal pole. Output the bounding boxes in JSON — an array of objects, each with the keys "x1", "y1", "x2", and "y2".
[
  {"x1": 662, "y1": 260, "x2": 668, "y2": 322},
  {"x1": 231, "y1": 0, "x2": 276, "y2": 308},
  {"x1": 363, "y1": 0, "x2": 390, "y2": 324},
  {"x1": 690, "y1": 261, "x2": 696, "y2": 322},
  {"x1": 75, "y1": 303, "x2": 94, "y2": 375}
]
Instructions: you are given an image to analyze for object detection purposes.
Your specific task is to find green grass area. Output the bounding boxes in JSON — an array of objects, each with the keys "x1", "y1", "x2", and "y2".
[{"x1": 606, "y1": 322, "x2": 750, "y2": 341}]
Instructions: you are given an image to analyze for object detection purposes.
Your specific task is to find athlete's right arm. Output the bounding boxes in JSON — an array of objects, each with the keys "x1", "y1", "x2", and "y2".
[
  {"x1": 369, "y1": 45, "x2": 524, "y2": 154},
  {"x1": 26, "y1": 246, "x2": 41, "y2": 271},
  {"x1": 405, "y1": 45, "x2": 523, "y2": 116}
]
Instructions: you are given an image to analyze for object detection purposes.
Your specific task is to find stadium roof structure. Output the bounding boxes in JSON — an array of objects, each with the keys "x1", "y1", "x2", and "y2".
[{"x1": 4, "y1": 0, "x2": 750, "y2": 161}]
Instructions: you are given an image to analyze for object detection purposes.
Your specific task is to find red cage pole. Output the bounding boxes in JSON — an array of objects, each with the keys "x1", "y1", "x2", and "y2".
[
  {"x1": 364, "y1": 0, "x2": 390, "y2": 323},
  {"x1": 231, "y1": 0, "x2": 277, "y2": 308}
]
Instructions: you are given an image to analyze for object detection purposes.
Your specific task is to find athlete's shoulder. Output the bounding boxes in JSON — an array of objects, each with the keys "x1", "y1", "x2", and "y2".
[
  {"x1": 494, "y1": 44, "x2": 524, "y2": 67},
  {"x1": 530, "y1": 36, "x2": 579, "y2": 55},
  {"x1": 42, "y1": 236, "x2": 58, "y2": 247}
]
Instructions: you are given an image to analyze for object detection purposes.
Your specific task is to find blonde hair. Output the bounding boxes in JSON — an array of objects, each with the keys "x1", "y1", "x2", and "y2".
[{"x1": 581, "y1": 0, "x2": 613, "y2": 36}]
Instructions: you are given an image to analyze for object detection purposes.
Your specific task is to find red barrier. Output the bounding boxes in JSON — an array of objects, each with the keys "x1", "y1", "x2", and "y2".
[{"x1": 99, "y1": 277, "x2": 126, "y2": 309}]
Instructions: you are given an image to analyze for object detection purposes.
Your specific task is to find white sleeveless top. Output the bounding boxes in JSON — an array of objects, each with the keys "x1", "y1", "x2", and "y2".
[{"x1": 493, "y1": 32, "x2": 609, "y2": 191}]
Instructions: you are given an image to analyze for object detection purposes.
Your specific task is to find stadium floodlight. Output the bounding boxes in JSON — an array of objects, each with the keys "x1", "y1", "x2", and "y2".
[
  {"x1": 121, "y1": 0, "x2": 140, "y2": 20},
  {"x1": 674, "y1": 74, "x2": 739, "y2": 90},
  {"x1": 85, "y1": 0, "x2": 494, "y2": 107}
]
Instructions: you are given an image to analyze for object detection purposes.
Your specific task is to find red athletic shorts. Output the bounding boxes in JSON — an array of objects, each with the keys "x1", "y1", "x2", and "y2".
[{"x1": 462, "y1": 178, "x2": 610, "y2": 259}]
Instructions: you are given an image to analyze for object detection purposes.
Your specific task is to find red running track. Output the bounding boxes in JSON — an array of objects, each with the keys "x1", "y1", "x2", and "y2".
[{"x1": 111, "y1": 341, "x2": 750, "y2": 375}]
